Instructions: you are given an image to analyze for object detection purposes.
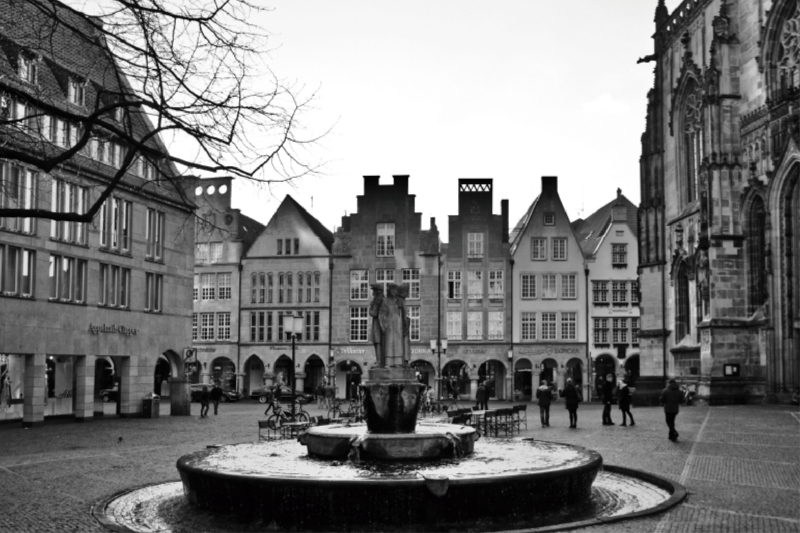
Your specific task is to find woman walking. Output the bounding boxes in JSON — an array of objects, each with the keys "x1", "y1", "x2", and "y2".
[
  {"x1": 199, "y1": 386, "x2": 210, "y2": 418},
  {"x1": 618, "y1": 379, "x2": 635, "y2": 426},
  {"x1": 559, "y1": 378, "x2": 580, "y2": 428},
  {"x1": 536, "y1": 380, "x2": 553, "y2": 428}
]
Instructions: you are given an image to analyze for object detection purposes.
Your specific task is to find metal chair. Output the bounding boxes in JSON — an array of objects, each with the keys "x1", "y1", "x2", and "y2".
[
  {"x1": 483, "y1": 411, "x2": 498, "y2": 437},
  {"x1": 514, "y1": 404, "x2": 528, "y2": 430},
  {"x1": 258, "y1": 419, "x2": 281, "y2": 441},
  {"x1": 495, "y1": 408, "x2": 513, "y2": 436}
]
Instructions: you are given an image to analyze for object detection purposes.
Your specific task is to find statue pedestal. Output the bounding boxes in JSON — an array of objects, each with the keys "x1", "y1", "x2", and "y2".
[{"x1": 363, "y1": 367, "x2": 424, "y2": 434}]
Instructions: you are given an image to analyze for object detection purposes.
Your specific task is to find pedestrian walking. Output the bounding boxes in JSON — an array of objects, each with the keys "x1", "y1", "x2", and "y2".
[
  {"x1": 199, "y1": 386, "x2": 210, "y2": 418},
  {"x1": 559, "y1": 378, "x2": 581, "y2": 428},
  {"x1": 536, "y1": 380, "x2": 553, "y2": 428},
  {"x1": 660, "y1": 379, "x2": 684, "y2": 441},
  {"x1": 323, "y1": 381, "x2": 335, "y2": 410},
  {"x1": 475, "y1": 381, "x2": 488, "y2": 411},
  {"x1": 618, "y1": 379, "x2": 634, "y2": 426},
  {"x1": 601, "y1": 374, "x2": 615, "y2": 425},
  {"x1": 209, "y1": 383, "x2": 223, "y2": 415},
  {"x1": 315, "y1": 381, "x2": 325, "y2": 409}
]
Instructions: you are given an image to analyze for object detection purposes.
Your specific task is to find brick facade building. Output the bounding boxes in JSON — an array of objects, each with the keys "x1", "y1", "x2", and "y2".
[{"x1": 637, "y1": 0, "x2": 800, "y2": 403}]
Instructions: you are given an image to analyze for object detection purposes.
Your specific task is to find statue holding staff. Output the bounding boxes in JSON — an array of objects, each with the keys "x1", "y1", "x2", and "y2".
[{"x1": 369, "y1": 284, "x2": 385, "y2": 367}]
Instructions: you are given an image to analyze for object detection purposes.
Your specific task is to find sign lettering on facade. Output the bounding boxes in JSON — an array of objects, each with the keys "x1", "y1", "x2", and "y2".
[
  {"x1": 517, "y1": 345, "x2": 581, "y2": 356},
  {"x1": 88, "y1": 324, "x2": 138, "y2": 336},
  {"x1": 194, "y1": 347, "x2": 217, "y2": 353}
]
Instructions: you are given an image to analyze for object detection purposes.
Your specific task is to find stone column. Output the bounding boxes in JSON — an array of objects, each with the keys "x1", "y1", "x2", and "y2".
[
  {"x1": 294, "y1": 372, "x2": 306, "y2": 394},
  {"x1": 469, "y1": 378, "x2": 478, "y2": 402},
  {"x1": 23, "y1": 353, "x2": 46, "y2": 428},
  {"x1": 74, "y1": 355, "x2": 95, "y2": 422},
  {"x1": 117, "y1": 357, "x2": 141, "y2": 417},
  {"x1": 170, "y1": 377, "x2": 191, "y2": 416},
  {"x1": 557, "y1": 368, "x2": 566, "y2": 391},
  {"x1": 506, "y1": 375, "x2": 513, "y2": 402}
]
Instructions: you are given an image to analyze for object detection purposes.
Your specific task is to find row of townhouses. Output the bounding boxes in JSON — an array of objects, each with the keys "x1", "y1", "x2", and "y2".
[{"x1": 189, "y1": 175, "x2": 640, "y2": 405}]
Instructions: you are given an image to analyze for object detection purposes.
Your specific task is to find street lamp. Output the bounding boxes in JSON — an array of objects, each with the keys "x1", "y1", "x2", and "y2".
[
  {"x1": 283, "y1": 313, "x2": 305, "y2": 418},
  {"x1": 430, "y1": 339, "x2": 448, "y2": 400}
]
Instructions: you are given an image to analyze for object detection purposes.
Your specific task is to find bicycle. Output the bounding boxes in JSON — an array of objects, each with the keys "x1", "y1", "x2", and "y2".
[
  {"x1": 328, "y1": 397, "x2": 364, "y2": 421},
  {"x1": 442, "y1": 394, "x2": 464, "y2": 413},
  {"x1": 263, "y1": 397, "x2": 310, "y2": 429}
]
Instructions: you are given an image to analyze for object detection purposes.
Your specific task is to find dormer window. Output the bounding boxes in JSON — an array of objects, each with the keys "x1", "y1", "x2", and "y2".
[
  {"x1": 69, "y1": 78, "x2": 86, "y2": 106},
  {"x1": 544, "y1": 213, "x2": 555, "y2": 225},
  {"x1": 18, "y1": 54, "x2": 38, "y2": 84}
]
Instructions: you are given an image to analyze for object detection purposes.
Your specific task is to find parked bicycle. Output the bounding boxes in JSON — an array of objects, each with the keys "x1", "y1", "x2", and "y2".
[
  {"x1": 263, "y1": 396, "x2": 310, "y2": 428},
  {"x1": 327, "y1": 397, "x2": 364, "y2": 421}
]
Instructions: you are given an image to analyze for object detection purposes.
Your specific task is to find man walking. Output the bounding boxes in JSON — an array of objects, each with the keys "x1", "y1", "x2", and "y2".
[
  {"x1": 559, "y1": 378, "x2": 580, "y2": 429},
  {"x1": 209, "y1": 382, "x2": 223, "y2": 415},
  {"x1": 199, "y1": 386, "x2": 210, "y2": 418},
  {"x1": 660, "y1": 379, "x2": 684, "y2": 441},
  {"x1": 536, "y1": 380, "x2": 553, "y2": 428},
  {"x1": 618, "y1": 378, "x2": 634, "y2": 427},
  {"x1": 601, "y1": 374, "x2": 615, "y2": 425},
  {"x1": 475, "y1": 381, "x2": 488, "y2": 411}
]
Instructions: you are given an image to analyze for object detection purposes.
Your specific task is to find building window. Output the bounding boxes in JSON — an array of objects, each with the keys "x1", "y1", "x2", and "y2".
[
  {"x1": 297, "y1": 272, "x2": 304, "y2": 303},
  {"x1": 0, "y1": 164, "x2": 37, "y2": 235},
  {"x1": 542, "y1": 274, "x2": 557, "y2": 299},
  {"x1": 467, "y1": 311, "x2": 483, "y2": 340},
  {"x1": 612, "y1": 281, "x2": 627, "y2": 304},
  {"x1": 612, "y1": 243, "x2": 627, "y2": 266},
  {"x1": 541, "y1": 312, "x2": 557, "y2": 340},
  {"x1": 277, "y1": 239, "x2": 282, "y2": 255},
  {"x1": 195, "y1": 243, "x2": 209, "y2": 264},
  {"x1": 552, "y1": 238, "x2": 567, "y2": 260},
  {"x1": 631, "y1": 281, "x2": 639, "y2": 304},
  {"x1": 210, "y1": 243, "x2": 223, "y2": 263},
  {"x1": 294, "y1": 238, "x2": 299, "y2": 255},
  {"x1": 747, "y1": 198, "x2": 767, "y2": 314},
  {"x1": 447, "y1": 271, "x2": 462, "y2": 299},
  {"x1": 314, "y1": 272, "x2": 321, "y2": 302},
  {"x1": 682, "y1": 82, "x2": 703, "y2": 205},
  {"x1": 250, "y1": 273, "x2": 258, "y2": 303},
  {"x1": 447, "y1": 311, "x2": 462, "y2": 340},
  {"x1": 48, "y1": 255, "x2": 87, "y2": 303},
  {"x1": 19, "y1": 54, "x2": 38, "y2": 84},
  {"x1": 305, "y1": 311, "x2": 320, "y2": 341},
  {"x1": 488, "y1": 270, "x2": 503, "y2": 298},
  {"x1": 250, "y1": 311, "x2": 266, "y2": 342},
  {"x1": 350, "y1": 270, "x2": 369, "y2": 300},
  {"x1": 264, "y1": 273, "x2": 271, "y2": 303},
  {"x1": 613, "y1": 318, "x2": 628, "y2": 344},
  {"x1": 561, "y1": 312, "x2": 577, "y2": 340},
  {"x1": 408, "y1": 306, "x2": 420, "y2": 341},
  {"x1": 201, "y1": 273, "x2": 215, "y2": 300},
  {"x1": 286, "y1": 272, "x2": 293, "y2": 304},
  {"x1": 200, "y1": 313, "x2": 215, "y2": 341},
  {"x1": 305, "y1": 271, "x2": 312, "y2": 302},
  {"x1": 350, "y1": 307, "x2": 369, "y2": 342},
  {"x1": 193, "y1": 274, "x2": 199, "y2": 301},
  {"x1": 593, "y1": 281, "x2": 608, "y2": 304},
  {"x1": 467, "y1": 271, "x2": 483, "y2": 299},
  {"x1": 217, "y1": 312, "x2": 231, "y2": 340},
  {"x1": 376, "y1": 223, "x2": 395, "y2": 257},
  {"x1": 468, "y1": 233, "x2": 484, "y2": 258},
  {"x1": 402, "y1": 269, "x2": 420, "y2": 299},
  {"x1": 531, "y1": 238, "x2": 546, "y2": 260},
  {"x1": 488, "y1": 311, "x2": 503, "y2": 340},
  {"x1": 145, "y1": 209, "x2": 165, "y2": 261},
  {"x1": 217, "y1": 273, "x2": 232, "y2": 300},
  {"x1": 192, "y1": 313, "x2": 198, "y2": 341},
  {"x1": 99, "y1": 197, "x2": 132, "y2": 254},
  {"x1": 561, "y1": 274, "x2": 576, "y2": 299},
  {"x1": 521, "y1": 273, "x2": 536, "y2": 299},
  {"x1": 376, "y1": 269, "x2": 394, "y2": 295},
  {"x1": 631, "y1": 318, "x2": 639, "y2": 344},
  {"x1": 278, "y1": 272, "x2": 285, "y2": 303},
  {"x1": 50, "y1": 178, "x2": 87, "y2": 244},
  {"x1": 145, "y1": 273, "x2": 163, "y2": 313},
  {"x1": 675, "y1": 263, "x2": 691, "y2": 341},
  {"x1": 543, "y1": 213, "x2": 555, "y2": 225},
  {"x1": 521, "y1": 312, "x2": 536, "y2": 341},
  {"x1": 593, "y1": 318, "x2": 608, "y2": 344},
  {"x1": 69, "y1": 78, "x2": 85, "y2": 106},
  {"x1": 0, "y1": 246, "x2": 33, "y2": 297},
  {"x1": 98, "y1": 264, "x2": 130, "y2": 308}
]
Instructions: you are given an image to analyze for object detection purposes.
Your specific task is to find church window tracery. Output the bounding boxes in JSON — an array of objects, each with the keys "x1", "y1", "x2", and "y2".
[
  {"x1": 683, "y1": 84, "x2": 704, "y2": 205},
  {"x1": 746, "y1": 197, "x2": 768, "y2": 315}
]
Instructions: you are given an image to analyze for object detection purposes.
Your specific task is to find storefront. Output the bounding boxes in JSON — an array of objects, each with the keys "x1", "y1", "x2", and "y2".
[{"x1": 515, "y1": 343, "x2": 589, "y2": 399}]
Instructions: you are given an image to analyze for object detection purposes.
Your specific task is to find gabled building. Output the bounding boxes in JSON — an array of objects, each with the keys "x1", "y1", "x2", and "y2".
[
  {"x1": 239, "y1": 195, "x2": 333, "y2": 398},
  {"x1": 331, "y1": 176, "x2": 440, "y2": 399},
  {"x1": 0, "y1": 1, "x2": 195, "y2": 425},
  {"x1": 191, "y1": 177, "x2": 264, "y2": 391},
  {"x1": 442, "y1": 179, "x2": 511, "y2": 401},
  {"x1": 576, "y1": 189, "x2": 641, "y2": 399},
  {"x1": 510, "y1": 176, "x2": 589, "y2": 401}
]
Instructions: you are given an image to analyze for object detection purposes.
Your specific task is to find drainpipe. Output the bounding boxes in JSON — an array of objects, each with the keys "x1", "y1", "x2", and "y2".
[
  {"x1": 509, "y1": 258, "x2": 514, "y2": 401},
  {"x1": 328, "y1": 257, "x2": 334, "y2": 385},
  {"x1": 236, "y1": 259, "x2": 243, "y2": 394},
  {"x1": 437, "y1": 253, "x2": 442, "y2": 399},
  {"x1": 584, "y1": 262, "x2": 590, "y2": 402}
]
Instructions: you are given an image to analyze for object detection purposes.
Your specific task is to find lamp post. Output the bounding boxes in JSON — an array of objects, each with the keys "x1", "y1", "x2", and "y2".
[
  {"x1": 507, "y1": 350, "x2": 513, "y2": 401},
  {"x1": 283, "y1": 313, "x2": 305, "y2": 418},
  {"x1": 430, "y1": 339, "x2": 447, "y2": 400}
]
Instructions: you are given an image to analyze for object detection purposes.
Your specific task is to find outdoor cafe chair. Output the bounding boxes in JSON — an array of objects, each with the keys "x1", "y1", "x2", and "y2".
[
  {"x1": 258, "y1": 419, "x2": 281, "y2": 441},
  {"x1": 514, "y1": 404, "x2": 528, "y2": 430}
]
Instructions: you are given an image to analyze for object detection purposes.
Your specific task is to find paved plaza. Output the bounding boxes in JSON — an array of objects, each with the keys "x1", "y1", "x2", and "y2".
[{"x1": 0, "y1": 400, "x2": 797, "y2": 533}]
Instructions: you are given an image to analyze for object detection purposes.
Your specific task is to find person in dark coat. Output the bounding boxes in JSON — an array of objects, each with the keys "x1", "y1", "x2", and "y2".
[
  {"x1": 559, "y1": 378, "x2": 580, "y2": 428},
  {"x1": 475, "y1": 382, "x2": 488, "y2": 411},
  {"x1": 618, "y1": 379, "x2": 634, "y2": 426},
  {"x1": 660, "y1": 379, "x2": 684, "y2": 441},
  {"x1": 536, "y1": 380, "x2": 553, "y2": 428},
  {"x1": 199, "y1": 386, "x2": 210, "y2": 418},
  {"x1": 601, "y1": 374, "x2": 615, "y2": 425},
  {"x1": 209, "y1": 383, "x2": 223, "y2": 415}
]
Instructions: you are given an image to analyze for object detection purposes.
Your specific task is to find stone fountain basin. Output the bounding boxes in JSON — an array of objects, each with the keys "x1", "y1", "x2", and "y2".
[
  {"x1": 300, "y1": 422, "x2": 479, "y2": 459},
  {"x1": 176, "y1": 439, "x2": 603, "y2": 531}
]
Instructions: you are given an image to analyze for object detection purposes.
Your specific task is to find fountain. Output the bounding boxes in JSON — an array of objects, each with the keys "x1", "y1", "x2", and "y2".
[{"x1": 95, "y1": 283, "x2": 686, "y2": 532}]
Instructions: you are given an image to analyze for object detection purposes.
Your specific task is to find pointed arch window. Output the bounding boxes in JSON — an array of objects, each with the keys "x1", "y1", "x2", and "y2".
[
  {"x1": 683, "y1": 84, "x2": 704, "y2": 205},
  {"x1": 675, "y1": 262, "x2": 691, "y2": 341},
  {"x1": 747, "y1": 197, "x2": 767, "y2": 314},
  {"x1": 778, "y1": 3, "x2": 800, "y2": 93}
]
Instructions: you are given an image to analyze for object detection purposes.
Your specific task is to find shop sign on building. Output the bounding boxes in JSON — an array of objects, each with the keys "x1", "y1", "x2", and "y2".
[
  {"x1": 88, "y1": 324, "x2": 138, "y2": 336},
  {"x1": 517, "y1": 345, "x2": 582, "y2": 356}
]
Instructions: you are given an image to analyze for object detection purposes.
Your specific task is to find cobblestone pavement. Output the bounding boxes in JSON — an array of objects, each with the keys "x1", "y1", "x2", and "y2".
[{"x1": 0, "y1": 400, "x2": 798, "y2": 532}]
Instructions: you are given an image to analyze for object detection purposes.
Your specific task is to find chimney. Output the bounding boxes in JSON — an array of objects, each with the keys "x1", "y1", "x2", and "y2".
[
  {"x1": 393, "y1": 175, "x2": 409, "y2": 192},
  {"x1": 501, "y1": 199, "x2": 509, "y2": 243},
  {"x1": 364, "y1": 176, "x2": 380, "y2": 193},
  {"x1": 541, "y1": 176, "x2": 558, "y2": 195}
]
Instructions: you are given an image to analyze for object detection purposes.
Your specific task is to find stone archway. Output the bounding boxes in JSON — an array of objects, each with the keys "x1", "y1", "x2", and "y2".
[
  {"x1": 161, "y1": 349, "x2": 189, "y2": 416},
  {"x1": 243, "y1": 355, "x2": 264, "y2": 397},
  {"x1": 514, "y1": 358, "x2": 533, "y2": 401},
  {"x1": 478, "y1": 360, "x2": 507, "y2": 400},
  {"x1": 624, "y1": 354, "x2": 640, "y2": 386},
  {"x1": 594, "y1": 354, "x2": 617, "y2": 398},
  {"x1": 410, "y1": 359, "x2": 436, "y2": 388},
  {"x1": 442, "y1": 360, "x2": 469, "y2": 398},
  {"x1": 539, "y1": 358, "x2": 558, "y2": 388},
  {"x1": 303, "y1": 355, "x2": 325, "y2": 395},
  {"x1": 566, "y1": 357, "x2": 584, "y2": 389},
  {"x1": 335, "y1": 360, "x2": 362, "y2": 400},
  {"x1": 210, "y1": 357, "x2": 236, "y2": 390}
]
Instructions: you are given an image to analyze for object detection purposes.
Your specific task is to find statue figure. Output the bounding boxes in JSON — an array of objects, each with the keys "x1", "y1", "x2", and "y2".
[
  {"x1": 375, "y1": 283, "x2": 410, "y2": 367},
  {"x1": 369, "y1": 284, "x2": 385, "y2": 367}
]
